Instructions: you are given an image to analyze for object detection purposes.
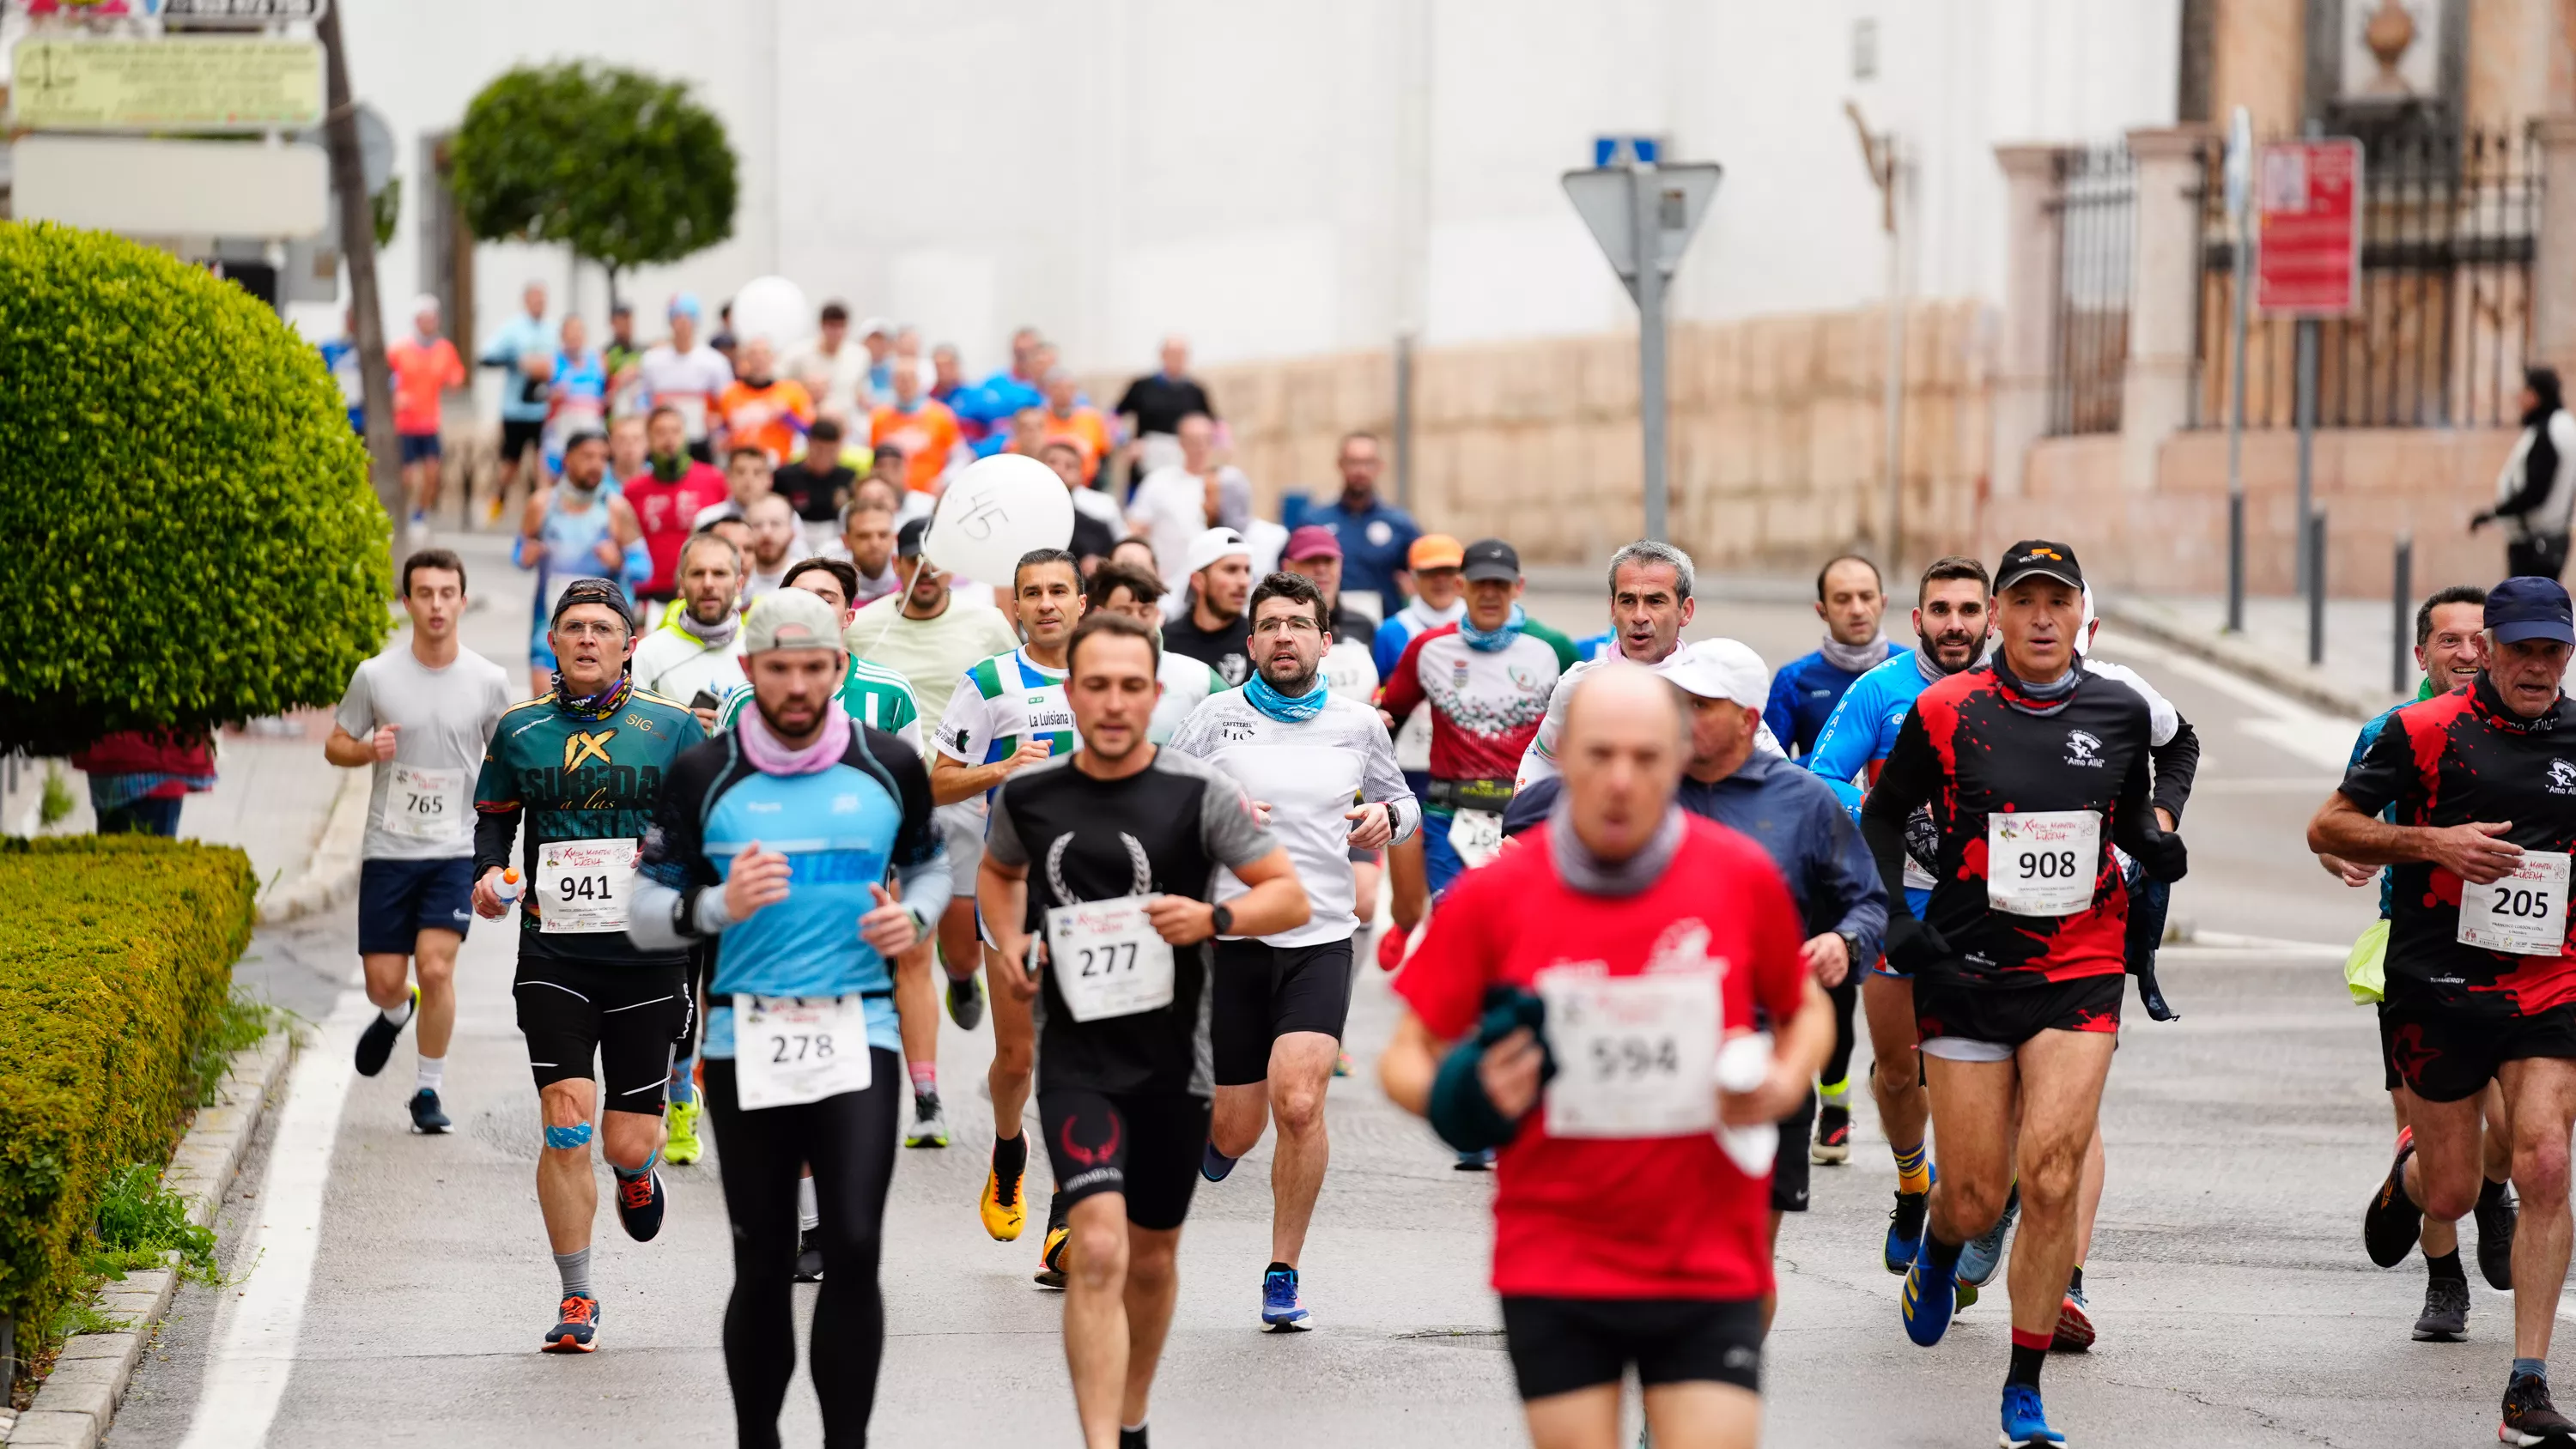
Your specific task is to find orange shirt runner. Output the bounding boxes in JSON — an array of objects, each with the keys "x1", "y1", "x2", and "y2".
[
  {"x1": 386, "y1": 336, "x2": 465, "y2": 437},
  {"x1": 871, "y1": 398, "x2": 962, "y2": 494},
  {"x1": 718, "y1": 378, "x2": 816, "y2": 465}
]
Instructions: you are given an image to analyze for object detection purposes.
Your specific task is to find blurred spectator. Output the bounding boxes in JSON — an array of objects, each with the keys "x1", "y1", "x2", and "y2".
[
  {"x1": 1126, "y1": 413, "x2": 1248, "y2": 595},
  {"x1": 1041, "y1": 367, "x2": 1114, "y2": 478},
  {"x1": 479, "y1": 280, "x2": 555, "y2": 518},
  {"x1": 608, "y1": 413, "x2": 649, "y2": 484},
  {"x1": 860, "y1": 318, "x2": 896, "y2": 402},
  {"x1": 871, "y1": 364, "x2": 962, "y2": 495},
  {"x1": 387, "y1": 294, "x2": 466, "y2": 530},
  {"x1": 1290, "y1": 430, "x2": 1417, "y2": 624},
  {"x1": 1115, "y1": 335, "x2": 1215, "y2": 481},
  {"x1": 1042, "y1": 438, "x2": 1124, "y2": 572},
  {"x1": 1005, "y1": 406, "x2": 1048, "y2": 458},
  {"x1": 717, "y1": 337, "x2": 816, "y2": 464},
  {"x1": 696, "y1": 445, "x2": 776, "y2": 530},
  {"x1": 785, "y1": 300, "x2": 870, "y2": 419},
  {"x1": 73, "y1": 729, "x2": 216, "y2": 837},
  {"x1": 603, "y1": 300, "x2": 644, "y2": 414},
  {"x1": 742, "y1": 494, "x2": 802, "y2": 601},
  {"x1": 545, "y1": 312, "x2": 608, "y2": 475},
  {"x1": 892, "y1": 325, "x2": 938, "y2": 394},
  {"x1": 709, "y1": 298, "x2": 740, "y2": 369},
  {"x1": 775, "y1": 415, "x2": 858, "y2": 545},
  {"x1": 637, "y1": 294, "x2": 734, "y2": 462}
]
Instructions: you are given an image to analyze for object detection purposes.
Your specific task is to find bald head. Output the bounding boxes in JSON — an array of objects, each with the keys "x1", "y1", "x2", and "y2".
[{"x1": 1557, "y1": 664, "x2": 1686, "y2": 863}]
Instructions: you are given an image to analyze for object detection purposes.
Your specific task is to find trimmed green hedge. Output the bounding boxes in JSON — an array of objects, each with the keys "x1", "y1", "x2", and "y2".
[{"x1": 0, "y1": 836, "x2": 254, "y2": 1332}]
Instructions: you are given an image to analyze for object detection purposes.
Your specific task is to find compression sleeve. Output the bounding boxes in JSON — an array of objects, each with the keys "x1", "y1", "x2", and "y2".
[
  {"x1": 471, "y1": 734, "x2": 522, "y2": 877},
  {"x1": 2149, "y1": 716, "x2": 2202, "y2": 824}
]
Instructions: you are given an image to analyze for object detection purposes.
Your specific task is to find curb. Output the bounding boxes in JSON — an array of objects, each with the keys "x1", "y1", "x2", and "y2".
[
  {"x1": 6, "y1": 1028, "x2": 297, "y2": 1449},
  {"x1": 254, "y1": 765, "x2": 369, "y2": 926},
  {"x1": 2091, "y1": 596, "x2": 2395, "y2": 723}
]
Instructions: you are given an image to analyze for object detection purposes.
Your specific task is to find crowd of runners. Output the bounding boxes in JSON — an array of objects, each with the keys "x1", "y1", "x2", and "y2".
[{"x1": 319, "y1": 302, "x2": 2576, "y2": 1449}]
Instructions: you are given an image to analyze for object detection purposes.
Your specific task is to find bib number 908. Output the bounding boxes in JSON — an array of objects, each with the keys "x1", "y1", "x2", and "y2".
[{"x1": 2017, "y1": 849, "x2": 2081, "y2": 881}]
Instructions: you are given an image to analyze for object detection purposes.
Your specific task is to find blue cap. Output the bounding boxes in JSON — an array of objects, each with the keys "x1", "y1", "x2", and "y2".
[
  {"x1": 668, "y1": 293, "x2": 703, "y2": 321},
  {"x1": 2488, "y1": 576, "x2": 2576, "y2": 646}
]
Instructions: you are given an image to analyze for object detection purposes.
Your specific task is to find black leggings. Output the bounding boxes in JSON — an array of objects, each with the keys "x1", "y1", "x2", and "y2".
[
  {"x1": 705, "y1": 1051, "x2": 901, "y2": 1449},
  {"x1": 1821, "y1": 975, "x2": 1859, "y2": 1090}
]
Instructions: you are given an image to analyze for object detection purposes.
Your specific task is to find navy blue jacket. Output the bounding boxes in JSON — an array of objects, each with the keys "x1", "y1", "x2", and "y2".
[{"x1": 1764, "y1": 644, "x2": 1908, "y2": 757}]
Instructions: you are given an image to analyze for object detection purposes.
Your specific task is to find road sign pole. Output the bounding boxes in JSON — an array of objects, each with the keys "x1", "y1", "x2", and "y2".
[
  {"x1": 2295, "y1": 316, "x2": 2318, "y2": 598},
  {"x1": 2225, "y1": 108, "x2": 2251, "y2": 634},
  {"x1": 1631, "y1": 161, "x2": 1669, "y2": 543}
]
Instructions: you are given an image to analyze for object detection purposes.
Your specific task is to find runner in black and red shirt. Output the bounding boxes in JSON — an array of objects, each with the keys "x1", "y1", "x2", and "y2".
[
  {"x1": 2310, "y1": 575, "x2": 2576, "y2": 1446},
  {"x1": 1860, "y1": 540, "x2": 2185, "y2": 1449}
]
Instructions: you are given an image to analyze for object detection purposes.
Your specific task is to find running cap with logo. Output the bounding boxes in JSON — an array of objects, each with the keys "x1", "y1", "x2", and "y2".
[
  {"x1": 1408, "y1": 534, "x2": 1466, "y2": 571},
  {"x1": 743, "y1": 588, "x2": 847, "y2": 654},
  {"x1": 896, "y1": 518, "x2": 931, "y2": 558},
  {"x1": 2488, "y1": 575, "x2": 2576, "y2": 646},
  {"x1": 1185, "y1": 527, "x2": 1252, "y2": 576},
  {"x1": 1993, "y1": 539, "x2": 2085, "y2": 593},
  {"x1": 548, "y1": 577, "x2": 632, "y2": 628},
  {"x1": 1284, "y1": 524, "x2": 1342, "y2": 561},
  {"x1": 1460, "y1": 538, "x2": 1522, "y2": 585},
  {"x1": 1660, "y1": 639, "x2": 1771, "y2": 707}
]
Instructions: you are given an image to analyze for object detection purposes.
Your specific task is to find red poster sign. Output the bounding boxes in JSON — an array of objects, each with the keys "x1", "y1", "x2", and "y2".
[{"x1": 2256, "y1": 138, "x2": 2365, "y2": 316}]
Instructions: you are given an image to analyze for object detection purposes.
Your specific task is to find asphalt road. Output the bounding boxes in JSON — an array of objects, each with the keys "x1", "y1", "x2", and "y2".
[{"x1": 94, "y1": 579, "x2": 2514, "y2": 1449}]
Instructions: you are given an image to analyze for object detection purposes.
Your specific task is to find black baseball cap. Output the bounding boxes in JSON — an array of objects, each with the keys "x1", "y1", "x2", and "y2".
[
  {"x1": 1461, "y1": 538, "x2": 1521, "y2": 584},
  {"x1": 897, "y1": 518, "x2": 930, "y2": 558},
  {"x1": 2488, "y1": 576, "x2": 2576, "y2": 646},
  {"x1": 1993, "y1": 540, "x2": 2084, "y2": 592}
]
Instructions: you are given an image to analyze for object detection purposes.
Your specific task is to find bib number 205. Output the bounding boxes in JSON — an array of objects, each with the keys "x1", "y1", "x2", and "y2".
[{"x1": 2459, "y1": 850, "x2": 2572, "y2": 957}]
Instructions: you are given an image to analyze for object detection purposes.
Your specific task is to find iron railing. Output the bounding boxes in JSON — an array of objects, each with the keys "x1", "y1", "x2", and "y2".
[{"x1": 2044, "y1": 144, "x2": 2136, "y2": 437}]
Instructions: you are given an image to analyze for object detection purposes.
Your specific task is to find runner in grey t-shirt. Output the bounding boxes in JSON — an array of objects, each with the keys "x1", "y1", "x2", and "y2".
[{"x1": 324, "y1": 549, "x2": 514, "y2": 1134}]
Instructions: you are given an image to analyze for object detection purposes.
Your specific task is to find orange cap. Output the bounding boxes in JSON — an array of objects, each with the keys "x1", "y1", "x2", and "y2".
[{"x1": 1409, "y1": 533, "x2": 1465, "y2": 570}]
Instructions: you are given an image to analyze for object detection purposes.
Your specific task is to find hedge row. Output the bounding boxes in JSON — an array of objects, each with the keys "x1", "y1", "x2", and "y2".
[{"x1": 0, "y1": 836, "x2": 254, "y2": 1331}]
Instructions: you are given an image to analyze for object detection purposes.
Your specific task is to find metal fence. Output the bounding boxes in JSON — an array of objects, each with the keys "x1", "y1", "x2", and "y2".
[
  {"x1": 2044, "y1": 144, "x2": 2136, "y2": 437},
  {"x1": 2190, "y1": 126, "x2": 2541, "y2": 430}
]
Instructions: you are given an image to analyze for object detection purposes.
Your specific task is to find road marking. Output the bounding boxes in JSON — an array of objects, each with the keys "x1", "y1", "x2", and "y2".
[{"x1": 173, "y1": 991, "x2": 368, "y2": 1449}]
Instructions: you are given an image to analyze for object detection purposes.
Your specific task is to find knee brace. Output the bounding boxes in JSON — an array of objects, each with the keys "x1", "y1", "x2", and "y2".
[{"x1": 544, "y1": 1121, "x2": 593, "y2": 1151}]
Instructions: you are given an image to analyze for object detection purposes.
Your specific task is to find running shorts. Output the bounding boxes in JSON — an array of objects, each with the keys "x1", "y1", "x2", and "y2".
[
  {"x1": 513, "y1": 955, "x2": 692, "y2": 1111},
  {"x1": 1771, "y1": 1089, "x2": 1815, "y2": 1214},
  {"x1": 1038, "y1": 1086, "x2": 1212, "y2": 1232},
  {"x1": 501, "y1": 417, "x2": 546, "y2": 463},
  {"x1": 934, "y1": 801, "x2": 984, "y2": 898},
  {"x1": 1500, "y1": 1295, "x2": 1762, "y2": 1400},
  {"x1": 398, "y1": 432, "x2": 442, "y2": 464},
  {"x1": 1211, "y1": 937, "x2": 1355, "y2": 1086},
  {"x1": 1915, "y1": 974, "x2": 2121, "y2": 1061},
  {"x1": 355, "y1": 857, "x2": 474, "y2": 955},
  {"x1": 2379, "y1": 974, "x2": 2576, "y2": 1104}
]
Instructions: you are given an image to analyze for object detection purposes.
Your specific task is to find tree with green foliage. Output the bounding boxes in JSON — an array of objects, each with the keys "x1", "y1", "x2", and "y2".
[
  {"x1": 0, "y1": 222, "x2": 391, "y2": 756},
  {"x1": 448, "y1": 62, "x2": 738, "y2": 307}
]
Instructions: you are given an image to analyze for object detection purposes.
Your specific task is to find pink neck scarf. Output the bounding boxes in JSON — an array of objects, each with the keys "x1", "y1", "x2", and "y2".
[{"x1": 738, "y1": 697, "x2": 852, "y2": 775}]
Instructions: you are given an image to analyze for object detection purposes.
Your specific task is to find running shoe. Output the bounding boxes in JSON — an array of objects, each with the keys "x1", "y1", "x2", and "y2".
[
  {"x1": 2412, "y1": 1275, "x2": 2469, "y2": 1343},
  {"x1": 1956, "y1": 1279, "x2": 1980, "y2": 1311},
  {"x1": 2050, "y1": 1285, "x2": 2093, "y2": 1350},
  {"x1": 1884, "y1": 1166, "x2": 1935, "y2": 1276},
  {"x1": 947, "y1": 974, "x2": 986, "y2": 1032},
  {"x1": 2502, "y1": 1373, "x2": 2576, "y2": 1447},
  {"x1": 1999, "y1": 1383, "x2": 2065, "y2": 1447},
  {"x1": 406, "y1": 1088, "x2": 451, "y2": 1135},
  {"x1": 614, "y1": 1166, "x2": 666, "y2": 1242},
  {"x1": 1376, "y1": 927, "x2": 1410, "y2": 973},
  {"x1": 981, "y1": 1160, "x2": 1026, "y2": 1241},
  {"x1": 2477, "y1": 1179, "x2": 2521, "y2": 1292},
  {"x1": 663, "y1": 1099, "x2": 704, "y2": 1165},
  {"x1": 2365, "y1": 1130, "x2": 2425, "y2": 1268},
  {"x1": 1899, "y1": 1236, "x2": 1956, "y2": 1347},
  {"x1": 540, "y1": 1294, "x2": 599, "y2": 1354},
  {"x1": 793, "y1": 1228, "x2": 824, "y2": 1283},
  {"x1": 907, "y1": 1093, "x2": 950, "y2": 1149},
  {"x1": 1202, "y1": 1142, "x2": 1237, "y2": 1183},
  {"x1": 1455, "y1": 1148, "x2": 1496, "y2": 1172},
  {"x1": 1034, "y1": 1223, "x2": 1070, "y2": 1290},
  {"x1": 1959, "y1": 1184, "x2": 2020, "y2": 1288},
  {"x1": 1118, "y1": 1427, "x2": 1149, "y2": 1449},
  {"x1": 354, "y1": 985, "x2": 416, "y2": 1077},
  {"x1": 1262, "y1": 1265, "x2": 1312, "y2": 1331},
  {"x1": 1812, "y1": 1103, "x2": 1852, "y2": 1165}
]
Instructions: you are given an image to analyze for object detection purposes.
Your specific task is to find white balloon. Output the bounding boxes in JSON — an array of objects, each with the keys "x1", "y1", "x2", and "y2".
[
  {"x1": 924, "y1": 453, "x2": 1075, "y2": 587},
  {"x1": 730, "y1": 276, "x2": 812, "y2": 350}
]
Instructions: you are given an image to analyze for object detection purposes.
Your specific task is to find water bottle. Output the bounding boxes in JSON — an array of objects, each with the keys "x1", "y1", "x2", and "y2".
[{"x1": 494, "y1": 868, "x2": 523, "y2": 907}]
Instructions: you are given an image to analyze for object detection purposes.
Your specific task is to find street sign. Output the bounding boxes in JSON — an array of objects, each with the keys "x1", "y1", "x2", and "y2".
[
  {"x1": 10, "y1": 134, "x2": 329, "y2": 236},
  {"x1": 1593, "y1": 135, "x2": 1661, "y2": 167},
  {"x1": 8, "y1": 36, "x2": 323, "y2": 131},
  {"x1": 1562, "y1": 161, "x2": 1722, "y2": 305},
  {"x1": 2255, "y1": 136, "x2": 2365, "y2": 316}
]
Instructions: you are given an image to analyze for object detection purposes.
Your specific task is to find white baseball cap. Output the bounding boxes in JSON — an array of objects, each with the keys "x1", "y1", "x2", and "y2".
[
  {"x1": 1184, "y1": 526, "x2": 1252, "y2": 577},
  {"x1": 1660, "y1": 639, "x2": 1771, "y2": 708}
]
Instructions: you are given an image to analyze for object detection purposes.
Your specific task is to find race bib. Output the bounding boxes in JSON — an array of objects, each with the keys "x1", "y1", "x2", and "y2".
[
  {"x1": 671, "y1": 394, "x2": 709, "y2": 438},
  {"x1": 553, "y1": 401, "x2": 604, "y2": 435},
  {"x1": 1986, "y1": 809, "x2": 2100, "y2": 916},
  {"x1": 381, "y1": 764, "x2": 465, "y2": 843},
  {"x1": 732, "y1": 995, "x2": 872, "y2": 1109},
  {"x1": 537, "y1": 837, "x2": 636, "y2": 933},
  {"x1": 2458, "y1": 851, "x2": 2572, "y2": 956},
  {"x1": 1044, "y1": 894, "x2": 1177, "y2": 1022},
  {"x1": 1449, "y1": 809, "x2": 1505, "y2": 869},
  {"x1": 1540, "y1": 971, "x2": 1721, "y2": 1139}
]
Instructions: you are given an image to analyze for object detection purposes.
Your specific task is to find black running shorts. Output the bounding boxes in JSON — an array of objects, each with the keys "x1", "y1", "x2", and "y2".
[
  {"x1": 1771, "y1": 1089, "x2": 1815, "y2": 1214},
  {"x1": 2380, "y1": 975, "x2": 2576, "y2": 1104},
  {"x1": 1211, "y1": 937, "x2": 1355, "y2": 1086},
  {"x1": 1914, "y1": 974, "x2": 2122, "y2": 1060},
  {"x1": 1038, "y1": 1086, "x2": 1211, "y2": 1232},
  {"x1": 1500, "y1": 1295, "x2": 1763, "y2": 1401},
  {"x1": 500, "y1": 417, "x2": 546, "y2": 463},
  {"x1": 513, "y1": 954, "x2": 691, "y2": 1112}
]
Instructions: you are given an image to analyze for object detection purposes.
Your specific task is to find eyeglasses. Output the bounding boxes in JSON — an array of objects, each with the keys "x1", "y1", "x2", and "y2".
[{"x1": 1250, "y1": 616, "x2": 1322, "y2": 638}]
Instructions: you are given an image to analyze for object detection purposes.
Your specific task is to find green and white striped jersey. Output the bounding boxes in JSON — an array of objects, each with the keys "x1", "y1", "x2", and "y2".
[
  {"x1": 935, "y1": 647, "x2": 1072, "y2": 768},
  {"x1": 715, "y1": 656, "x2": 922, "y2": 755}
]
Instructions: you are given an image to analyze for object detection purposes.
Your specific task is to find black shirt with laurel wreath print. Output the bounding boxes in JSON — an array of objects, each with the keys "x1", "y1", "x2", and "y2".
[{"x1": 987, "y1": 747, "x2": 1277, "y2": 1096}]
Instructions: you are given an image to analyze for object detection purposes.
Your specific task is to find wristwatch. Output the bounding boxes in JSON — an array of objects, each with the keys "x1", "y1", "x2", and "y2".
[{"x1": 1210, "y1": 903, "x2": 1235, "y2": 937}]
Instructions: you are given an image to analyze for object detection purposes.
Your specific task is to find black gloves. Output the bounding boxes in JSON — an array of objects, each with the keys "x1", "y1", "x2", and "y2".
[{"x1": 1883, "y1": 914, "x2": 1952, "y2": 974}]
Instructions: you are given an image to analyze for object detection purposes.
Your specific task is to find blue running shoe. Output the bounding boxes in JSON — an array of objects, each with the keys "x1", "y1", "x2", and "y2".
[
  {"x1": 1960, "y1": 1183, "x2": 2020, "y2": 1288},
  {"x1": 2000, "y1": 1384, "x2": 2064, "y2": 1446},
  {"x1": 1901, "y1": 1239, "x2": 1957, "y2": 1348},
  {"x1": 406, "y1": 1088, "x2": 451, "y2": 1135},
  {"x1": 1884, "y1": 1163, "x2": 1935, "y2": 1276},
  {"x1": 1202, "y1": 1142, "x2": 1237, "y2": 1183},
  {"x1": 1261, "y1": 1264, "x2": 1311, "y2": 1331}
]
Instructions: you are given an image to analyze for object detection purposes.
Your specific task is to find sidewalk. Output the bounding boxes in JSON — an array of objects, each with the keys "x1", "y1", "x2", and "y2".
[{"x1": 2093, "y1": 591, "x2": 2417, "y2": 720}]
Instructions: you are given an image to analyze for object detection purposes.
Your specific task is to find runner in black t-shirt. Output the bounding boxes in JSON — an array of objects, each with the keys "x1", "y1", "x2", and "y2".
[
  {"x1": 1114, "y1": 340, "x2": 1216, "y2": 440},
  {"x1": 1861, "y1": 541, "x2": 2185, "y2": 1449},
  {"x1": 2311, "y1": 575, "x2": 2576, "y2": 1446},
  {"x1": 979, "y1": 611, "x2": 1306, "y2": 1449}
]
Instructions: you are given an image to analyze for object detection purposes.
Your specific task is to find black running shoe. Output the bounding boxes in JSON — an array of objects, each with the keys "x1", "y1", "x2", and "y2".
[
  {"x1": 793, "y1": 1228, "x2": 824, "y2": 1283},
  {"x1": 407, "y1": 1088, "x2": 451, "y2": 1135},
  {"x1": 2364, "y1": 1131, "x2": 2424, "y2": 1269},
  {"x1": 1117, "y1": 1427, "x2": 1149, "y2": 1449},
  {"x1": 614, "y1": 1166, "x2": 666, "y2": 1243},
  {"x1": 2501, "y1": 1374, "x2": 2576, "y2": 1446},
  {"x1": 947, "y1": 974, "x2": 986, "y2": 1032},
  {"x1": 1885, "y1": 1187, "x2": 1930, "y2": 1276},
  {"x1": 354, "y1": 985, "x2": 416, "y2": 1078},
  {"x1": 2477, "y1": 1179, "x2": 2520, "y2": 1293},
  {"x1": 2412, "y1": 1275, "x2": 2469, "y2": 1342},
  {"x1": 1812, "y1": 1104, "x2": 1852, "y2": 1165}
]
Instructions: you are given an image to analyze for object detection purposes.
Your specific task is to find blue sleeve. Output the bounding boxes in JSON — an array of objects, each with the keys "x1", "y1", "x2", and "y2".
[
  {"x1": 1373, "y1": 618, "x2": 1408, "y2": 679},
  {"x1": 1804, "y1": 671, "x2": 1885, "y2": 788},
  {"x1": 2348, "y1": 711, "x2": 2391, "y2": 769},
  {"x1": 1761, "y1": 659, "x2": 1803, "y2": 759},
  {"x1": 1818, "y1": 794, "x2": 1888, "y2": 960}
]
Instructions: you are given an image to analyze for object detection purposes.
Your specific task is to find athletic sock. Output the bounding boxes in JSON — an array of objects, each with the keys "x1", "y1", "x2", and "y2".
[
  {"x1": 555, "y1": 1247, "x2": 593, "y2": 1300},
  {"x1": 1893, "y1": 1139, "x2": 1931, "y2": 1197},
  {"x1": 667, "y1": 1052, "x2": 697, "y2": 1107},
  {"x1": 1923, "y1": 1233, "x2": 1965, "y2": 1273},
  {"x1": 1819, "y1": 1076, "x2": 1850, "y2": 1107},
  {"x1": 993, "y1": 1131, "x2": 1027, "y2": 1183},
  {"x1": 2427, "y1": 1249, "x2": 2467, "y2": 1283},
  {"x1": 908, "y1": 1061, "x2": 938, "y2": 1099},
  {"x1": 2482, "y1": 1175, "x2": 2512, "y2": 1207},
  {"x1": 2516, "y1": 1358, "x2": 2550, "y2": 1384},
  {"x1": 414, "y1": 1056, "x2": 445, "y2": 1094},
  {"x1": 2067, "y1": 1264, "x2": 2084, "y2": 1296},
  {"x1": 2008, "y1": 1328, "x2": 2050, "y2": 1389},
  {"x1": 380, "y1": 997, "x2": 414, "y2": 1029},
  {"x1": 798, "y1": 1174, "x2": 821, "y2": 1234}
]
